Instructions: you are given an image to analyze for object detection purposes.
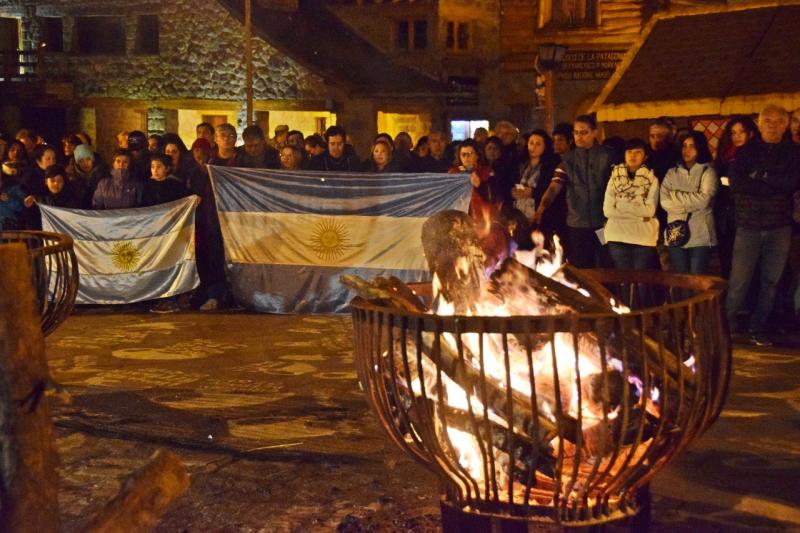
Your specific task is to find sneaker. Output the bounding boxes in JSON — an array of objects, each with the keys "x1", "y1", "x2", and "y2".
[
  {"x1": 199, "y1": 298, "x2": 219, "y2": 311},
  {"x1": 150, "y1": 300, "x2": 179, "y2": 314},
  {"x1": 748, "y1": 334, "x2": 773, "y2": 347}
]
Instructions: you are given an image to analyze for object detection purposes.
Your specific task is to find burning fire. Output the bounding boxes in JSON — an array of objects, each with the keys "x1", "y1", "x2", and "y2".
[{"x1": 395, "y1": 232, "x2": 692, "y2": 505}]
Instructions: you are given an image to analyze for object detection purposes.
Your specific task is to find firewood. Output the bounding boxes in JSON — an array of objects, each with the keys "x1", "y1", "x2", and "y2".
[
  {"x1": 439, "y1": 403, "x2": 556, "y2": 480},
  {"x1": 0, "y1": 244, "x2": 59, "y2": 533},
  {"x1": 489, "y1": 258, "x2": 610, "y2": 315},
  {"x1": 421, "y1": 210, "x2": 485, "y2": 314},
  {"x1": 342, "y1": 275, "x2": 428, "y2": 313},
  {"x1": 82, "y1": 449, "x2": 189, "y2": 533}
]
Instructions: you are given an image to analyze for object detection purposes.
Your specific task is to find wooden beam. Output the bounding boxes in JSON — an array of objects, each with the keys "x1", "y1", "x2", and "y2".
[{"x1": 0, "y1": 244, "x2": 60, "y2": 533}]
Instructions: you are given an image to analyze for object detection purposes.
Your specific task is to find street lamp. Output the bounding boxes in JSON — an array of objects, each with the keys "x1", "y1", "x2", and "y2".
[{"x1": 535, "y1": 43, "x2": 568, "y2": 132}]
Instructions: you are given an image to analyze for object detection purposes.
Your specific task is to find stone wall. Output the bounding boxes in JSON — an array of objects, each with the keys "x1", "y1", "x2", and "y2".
[{"x1": 32, "y1": 0, "x2": 327, "y2": 103}]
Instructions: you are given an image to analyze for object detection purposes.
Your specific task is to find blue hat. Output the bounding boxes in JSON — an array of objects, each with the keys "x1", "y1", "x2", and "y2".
[{"x1": 74, "y1": 144, "x2": 94, "y2": 162}]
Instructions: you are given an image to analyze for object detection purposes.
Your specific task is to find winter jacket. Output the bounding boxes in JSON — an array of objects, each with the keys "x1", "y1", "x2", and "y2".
[
  {"x1": 0, "y1": 178, "x2": 25, "y2": 229},
  {"x1": 307, "y1": 151, "x2": 362, "y2": 172},
  {"x1": 92, "y1": 169, "x2": 142, "y2": 209},
  {"x1": 554, "y1": 143, "x2": 614, "y2": 229},
  {"x1": 141, "y1": 175, "x2": 190, "y2": 207},
  {"x1": 603, "y1": 164, "x2": 660, "y2": 247},
  {"x1": 660, "y1": 162, "x2": 718, "y2": 248},
  {"x1": 729, "y1": 139, "x2": 800, "y2": 229}
]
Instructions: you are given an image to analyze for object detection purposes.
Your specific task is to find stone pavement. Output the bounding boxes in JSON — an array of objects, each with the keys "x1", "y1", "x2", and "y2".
[{"x1": 45, "y1": 311, "x2": 800, "y2": 532}]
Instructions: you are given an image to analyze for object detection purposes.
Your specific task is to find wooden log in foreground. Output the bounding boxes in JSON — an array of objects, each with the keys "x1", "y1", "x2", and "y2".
[
  {"x1": 0, "y1": 243, "x2": 60, "y2": 533},
  {"x1": 83, "y1": 449, "x2": 189, "y2": 533}
]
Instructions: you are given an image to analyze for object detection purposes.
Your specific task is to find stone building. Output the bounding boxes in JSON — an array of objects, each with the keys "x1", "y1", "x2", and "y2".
[{"x1": 1, "y1": 0, "x2": 710, "y2": 159}]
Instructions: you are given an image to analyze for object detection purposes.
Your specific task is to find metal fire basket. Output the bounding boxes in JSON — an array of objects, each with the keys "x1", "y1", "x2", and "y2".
[
  {"x1": 0, "y1": 230, "x2": 78, "y2": 336},
  {"x1": 351, "y1": 269, "x2": 730, "y2": 528}
]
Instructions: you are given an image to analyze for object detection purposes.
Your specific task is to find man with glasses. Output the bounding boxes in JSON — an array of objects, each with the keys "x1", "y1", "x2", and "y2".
[{"x1": 533, "y1": 114, "x2": 614, "y2": 268}]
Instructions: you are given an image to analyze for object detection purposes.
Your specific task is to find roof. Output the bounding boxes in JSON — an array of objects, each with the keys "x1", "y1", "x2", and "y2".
[
  {"x1": 591, "y1": 1, "x2": 800, "y2": 121},
  {"x1": 218, "y1": 0, "x2": 448, "y2": 98}
]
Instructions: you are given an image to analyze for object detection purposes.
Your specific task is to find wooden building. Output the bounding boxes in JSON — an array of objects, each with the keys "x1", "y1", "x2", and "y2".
[{"x1": 591, "y1": 1, "x2": 800, "y2": 149}]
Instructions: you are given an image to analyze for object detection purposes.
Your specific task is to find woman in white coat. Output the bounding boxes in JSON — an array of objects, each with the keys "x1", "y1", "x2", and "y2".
[{"x1": 660, "y1": 131, "x2": 719, "y2": 274}]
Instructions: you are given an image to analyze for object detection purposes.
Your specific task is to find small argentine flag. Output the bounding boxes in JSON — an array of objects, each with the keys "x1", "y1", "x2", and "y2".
[
  {"x1": 39, "y1": 196, "x2": 199, "y2": 304},
  {"x1": 209, "y1": 167, "x2": 472, "y2": 313}
]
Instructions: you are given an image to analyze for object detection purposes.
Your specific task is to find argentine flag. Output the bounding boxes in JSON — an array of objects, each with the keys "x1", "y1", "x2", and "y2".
[
  {"x1": 39, "y1": 197, "x2": 199, "y2": 304},
  {"x1": 209, "y1": 167, "x2": 471, "y2": 313}
]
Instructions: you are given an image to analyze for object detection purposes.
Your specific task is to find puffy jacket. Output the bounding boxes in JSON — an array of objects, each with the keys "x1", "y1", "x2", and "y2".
[
  {"x1": 660, "y1": 162, "x2": 718, "y2": 247},
  {"x1": 603, "y1": 164, "x2": 660, "y2": 247}
]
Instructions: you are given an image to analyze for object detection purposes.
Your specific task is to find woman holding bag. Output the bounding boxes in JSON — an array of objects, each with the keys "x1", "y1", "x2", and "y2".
[{"x1": 660, "y1": 131, "x2": 719, "y2": 274}]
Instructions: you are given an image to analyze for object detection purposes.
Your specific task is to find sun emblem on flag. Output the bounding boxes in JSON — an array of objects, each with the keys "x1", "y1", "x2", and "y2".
[
  {"x1": 310, "y1": 218, "x2": 351, "y2": 261},
  {"x1": 110, "y1": 241, "x2": 141, "y2": 272}
]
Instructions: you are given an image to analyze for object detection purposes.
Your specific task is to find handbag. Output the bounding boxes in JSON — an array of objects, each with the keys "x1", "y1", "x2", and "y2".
[
  {"x1": 664, "y1": 215, "x2": 691, "y2": 247},
  {"x1": 664, "y1": 169, "x2": 703, "y2": 247}
]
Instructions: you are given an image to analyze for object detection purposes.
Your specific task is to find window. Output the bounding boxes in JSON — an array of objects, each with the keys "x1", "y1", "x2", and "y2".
[
  {"x1": 397, "y1": 18, "x2": 427, "y2": 50},
  {"x1": 445, "y1": 21, "x2": 470, "y2": 51},
  {"x1": 413, "y1": 20, "x2": 427, "y2": 49},
  {"x1": 397, "y1": 20, "x2": 409, "y2": 49},
  {"x1": 75, "y1": 16, "x2": 126, "y2": 55},
  {"x1": 450, "y1": 119, "x2": 489, "y2": 142},
  {"x1": 38, "y1": 17, "x2": 63, "y2": 52},
  {"x1": 134, "y1": 15, "x2": 159, "y2": 55},
  {"x1": 540, "y1": 0, "x2": 598, "y2": 28}
]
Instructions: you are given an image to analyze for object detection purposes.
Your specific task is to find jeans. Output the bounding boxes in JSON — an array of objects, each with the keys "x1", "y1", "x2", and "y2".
[
  {"x1": 607, "y1": 242, "x2": 658, "y2": 270},
  {"x1": 726, "y1": 226, "x2": 792, "y2": 334},
  {"x1": 567, "y1": 227, "x2": 612, "y2": 269},
  {"x1": 668, "y1": 246, "x2": 713, "y2": 275}
]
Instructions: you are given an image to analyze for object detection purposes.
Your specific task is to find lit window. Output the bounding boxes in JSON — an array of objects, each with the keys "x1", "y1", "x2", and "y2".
[
  {"x1": 450, "y1": 119, "x2": 489, "y2": 141},
  {"x1": 445, "y1": 21, "x2": 470, "y2": 51}
]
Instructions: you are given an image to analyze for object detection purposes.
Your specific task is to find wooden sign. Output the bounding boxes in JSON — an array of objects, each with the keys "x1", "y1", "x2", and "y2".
[{"x1": 556, "y1": 50, "x2": 626, "y2": 81}]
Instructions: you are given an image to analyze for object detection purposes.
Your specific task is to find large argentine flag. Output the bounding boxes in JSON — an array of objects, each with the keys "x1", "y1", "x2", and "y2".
[
  {"x1": 209, "y1": 167, "x2": 471, "y2": 313},
  {"x1": 39, "y1": 197, "x2": 199, "y2": 304}
]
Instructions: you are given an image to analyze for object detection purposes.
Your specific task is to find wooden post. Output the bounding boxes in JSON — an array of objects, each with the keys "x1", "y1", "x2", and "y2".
[
  {"x1": 0, "y1": 243, "x2": 60, "y2": 532},
  {"x1": 544, "y1": 70, "x2": 554, "y2": 133},
  {"x1": 244, "y1": 0, "x2": 254, "y2": 125}
]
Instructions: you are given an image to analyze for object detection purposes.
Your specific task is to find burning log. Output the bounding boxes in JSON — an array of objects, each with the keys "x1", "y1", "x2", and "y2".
[
  {"x1": 489, "y1": 257, "x2": 610, "y2": 315},
  {"x1": 342, "y1": 275, "x2": 428, "y2": 313},
  {"x1": 421, "y1": 211, "x2": 485, "y2": 314}
]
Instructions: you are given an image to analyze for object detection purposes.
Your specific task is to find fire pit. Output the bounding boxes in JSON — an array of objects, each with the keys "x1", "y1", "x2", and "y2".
[
  {"x1": 0, "y1": 230, "x2": 78, "y2": 336},
  {"x1": 348, "y1": 213, "x2": 731, "y2": 529}
]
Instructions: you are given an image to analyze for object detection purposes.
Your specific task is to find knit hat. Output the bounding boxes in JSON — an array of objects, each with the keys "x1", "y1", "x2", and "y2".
[{"x1": 74, "y1": 144, "x2": 94, "y2": 162}]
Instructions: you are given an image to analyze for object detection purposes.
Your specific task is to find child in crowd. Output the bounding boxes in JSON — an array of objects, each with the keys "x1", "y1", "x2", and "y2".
[
  {"x1": 603, "y1": 138, "x2": 660, "y2": 270},
  {"x1": 92, "y1": 149, "x2": 142, "y2": 209},
  {"x1": 40, "y1": 164, "x2": 82, "y2": 208},
  {"x1": 144, "y1": 153, "x2": 195, "y2": 314}
]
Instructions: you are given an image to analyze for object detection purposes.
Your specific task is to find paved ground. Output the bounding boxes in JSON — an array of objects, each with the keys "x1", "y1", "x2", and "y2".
[{"x1": 45, "y1": 310, "x2": 800, "y2": 532}]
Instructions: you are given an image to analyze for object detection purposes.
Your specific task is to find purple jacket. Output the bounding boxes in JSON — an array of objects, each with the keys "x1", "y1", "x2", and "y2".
[{"x1": 91, "y1": 169, "x2": 142, "y2": 209}]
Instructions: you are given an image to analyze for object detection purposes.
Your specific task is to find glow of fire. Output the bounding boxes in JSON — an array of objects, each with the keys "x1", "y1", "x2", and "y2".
[{"x1": 419, "y1": 230, "x2": 662, "y2": 498}]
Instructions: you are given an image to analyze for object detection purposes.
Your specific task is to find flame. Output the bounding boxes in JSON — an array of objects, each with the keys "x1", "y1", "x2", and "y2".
[{"x1": 408, "y1": 229, "x2": 664, "y2": 503}]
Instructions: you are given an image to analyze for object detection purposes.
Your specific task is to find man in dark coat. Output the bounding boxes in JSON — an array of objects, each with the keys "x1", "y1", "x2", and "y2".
[
  {"x1": 307, "y1": 125, "x2": 361, "y2": 172},
  {"x1": 236, "y1": 125, "x2": 280, "y2": 169},
  {"x1": 726, "y1": 105, "x2": 800, "y2": 346}
]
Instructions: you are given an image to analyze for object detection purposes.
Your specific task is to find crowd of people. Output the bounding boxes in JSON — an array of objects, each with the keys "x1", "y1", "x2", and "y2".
[{"x1": 1, "y1": 105, "x2": 799, "y2": 344}]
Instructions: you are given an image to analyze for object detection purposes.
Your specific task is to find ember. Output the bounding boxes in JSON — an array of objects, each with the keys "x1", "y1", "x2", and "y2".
[{"x1": 348, "y1": 211, "x2": 731, "y2": 528}]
